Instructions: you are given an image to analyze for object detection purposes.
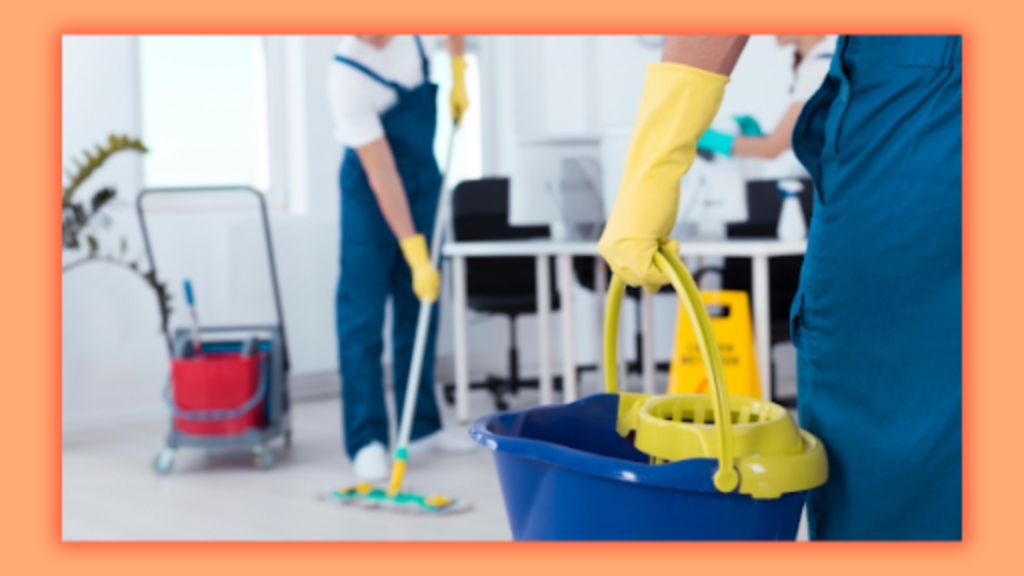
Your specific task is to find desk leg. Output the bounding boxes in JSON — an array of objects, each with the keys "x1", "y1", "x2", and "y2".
[
  {"x1": 557, "y1": 255, "x2": 578, "y2": 403},
  {"x1": 752, "y1": 255, "x2": 772, "y2": 401},
  {"x1": 536, "y1": 256, "x2": 553, "y2": 405},
  {"x1": 594, "y1": 256, "x2": 606, "y2": 390},
  {"x1": 452, "y1": 256, "x2": 470, "y2": 423},
  {"x1": 641, "y1": 288, "x2": 655, "y2": 395}
]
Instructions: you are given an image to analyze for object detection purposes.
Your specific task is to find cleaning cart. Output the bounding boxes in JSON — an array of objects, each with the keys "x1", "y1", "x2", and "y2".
[
  {"x1": 137, "y1": 186, "x2": 292, "y2": 475},
  {"x1": 471, "y1": 245, "x2": 827, "y2": 540}
]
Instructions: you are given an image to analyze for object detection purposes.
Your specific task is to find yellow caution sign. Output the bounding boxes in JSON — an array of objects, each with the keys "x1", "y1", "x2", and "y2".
[{"x1": 667, "y1": 290, "x2": 761, "y2": 399}]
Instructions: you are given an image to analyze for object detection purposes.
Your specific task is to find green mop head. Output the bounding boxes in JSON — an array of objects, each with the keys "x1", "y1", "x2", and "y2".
[{"x1": 325, "y1": 482, "x2": 469, "y2": 515}]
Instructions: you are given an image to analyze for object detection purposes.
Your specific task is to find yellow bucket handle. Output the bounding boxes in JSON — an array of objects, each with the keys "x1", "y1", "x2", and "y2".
[{"x1": 603, "y1": 245, "x2": 739, "y2": 493}]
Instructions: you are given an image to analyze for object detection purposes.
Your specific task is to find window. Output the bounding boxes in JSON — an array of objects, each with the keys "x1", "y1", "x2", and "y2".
[
  {"x1": 430, "y1": 49, "x2": 482, "y2": 185},
  {"x1": 138, "y1": 36, "x2": 273, "y2": 197}
]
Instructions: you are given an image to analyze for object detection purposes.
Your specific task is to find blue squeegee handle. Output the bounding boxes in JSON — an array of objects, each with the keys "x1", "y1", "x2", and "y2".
[{"x1": 184, "y1": 279, "x2": 202, "y2": 355}]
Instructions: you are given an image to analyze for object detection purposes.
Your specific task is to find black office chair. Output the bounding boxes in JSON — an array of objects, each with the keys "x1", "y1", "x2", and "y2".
[
  {"x1": 441, "y1": 178, "x2": 562, "y2": 411},
  {"x1": 694, "y1": 178, "x2": 815, "y2": 408},
  {"x1": 572, "y1": 257, "x2": 674, "y2": 377}
]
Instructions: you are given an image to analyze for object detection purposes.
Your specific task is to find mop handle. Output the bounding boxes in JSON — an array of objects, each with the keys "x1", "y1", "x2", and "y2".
[
  {"x1": 427, "y1": 126, "x2": 459, "y2": 271},
  {"x1": 388, "y1": 123, "x2": 460, "y2": 495}
]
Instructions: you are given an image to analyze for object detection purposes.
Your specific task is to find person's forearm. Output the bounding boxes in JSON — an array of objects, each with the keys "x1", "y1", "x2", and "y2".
[
  {"x1": 731, "y1": 134, "x2": 789, "y2": 159},
  {"x1": 446, "y1": 35, "x2": 465, "y2": 57},
  {"x1": 355, "y1": 137, "x2": 416, "y2": 241},
  {"x1": 661, "y1": 35, "x2": 749, "y2": 76},
  {"x1": 731, "y1": 101, "x2": 803, "y2": 159}
]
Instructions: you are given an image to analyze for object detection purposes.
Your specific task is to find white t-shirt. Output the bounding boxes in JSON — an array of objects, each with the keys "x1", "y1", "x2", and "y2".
[
  {"x1": 327, "y1": 35, "x2": 442, "y2": 148},
  {"x1": 791, "y1": 36, "x2": 837, "y2": 103}
]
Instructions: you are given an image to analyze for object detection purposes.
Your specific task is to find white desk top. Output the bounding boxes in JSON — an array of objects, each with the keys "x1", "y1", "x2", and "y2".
[{"x1": 443, "y1": 238, "x2": 807, "y2": 258}]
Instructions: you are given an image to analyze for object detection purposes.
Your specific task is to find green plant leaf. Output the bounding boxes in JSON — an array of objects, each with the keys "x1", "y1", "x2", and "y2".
[
  {"x1": 71, "y1": 203, "x2": 87, "y2": 226},
  {"x1": 62, "y1": 133, "x2": 148, "y2": 203},
  {"x1": 62, "y1": 206, "x2": 81, "y2": 249},
  {"x1": 90, "y1": 188, "x2": 116, "y2": 213},
  {"x1": 87, "y1": 235, "x2": 98, "y2": 256}
]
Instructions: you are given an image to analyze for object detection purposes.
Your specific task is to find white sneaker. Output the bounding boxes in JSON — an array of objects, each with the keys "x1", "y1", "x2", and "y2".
[
  {"x1": 352, "y1": 441, "x2": 390, "y2": 481},
  {"x1": 408, "y1": 428, "x2": 477, "y2": 456}
]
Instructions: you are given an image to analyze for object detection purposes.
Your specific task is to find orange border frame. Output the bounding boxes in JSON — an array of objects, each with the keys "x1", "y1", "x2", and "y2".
[{"x1": 4, "y1": 0, "x2": 1016, "y2": 573}]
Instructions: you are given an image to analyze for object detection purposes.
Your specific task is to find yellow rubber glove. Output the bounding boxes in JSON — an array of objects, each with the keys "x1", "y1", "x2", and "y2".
[
  {"x1": 598, "y1": 63, "x2": 729, "y2": 292},
  {"x1": 450, "y1": 54, "x2": 469, "y2": 127},
  {"x1": 399, "y1": 234, "x2": 440, "y2": 303}
]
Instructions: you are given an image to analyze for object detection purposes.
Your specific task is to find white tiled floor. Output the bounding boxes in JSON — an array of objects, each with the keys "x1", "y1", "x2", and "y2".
[{"x1": 62, "y1": 370, "x2": 807, "y2": 541}]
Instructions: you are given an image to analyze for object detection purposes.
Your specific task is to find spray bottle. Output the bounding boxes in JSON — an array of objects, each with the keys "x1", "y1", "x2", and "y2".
[{"x1": 776, "y1": 179, "x2": 807, "y2": 241}]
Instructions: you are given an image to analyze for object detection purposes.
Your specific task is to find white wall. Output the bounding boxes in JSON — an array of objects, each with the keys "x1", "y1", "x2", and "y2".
[
  {"x1": 486, "y1": 35, "x2": 795, "y2": 175},
  {"x1": 62, "y1": 36, "x2": 167, "y2": 431}
]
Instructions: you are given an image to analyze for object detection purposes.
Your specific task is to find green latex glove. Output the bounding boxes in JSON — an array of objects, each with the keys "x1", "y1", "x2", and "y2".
[
  {"x1": 734, "y1": 115, "x2": 763, "y2": 136},
  {"x1": 696, "y1": 128, "x2": 735, "y2": 156}
]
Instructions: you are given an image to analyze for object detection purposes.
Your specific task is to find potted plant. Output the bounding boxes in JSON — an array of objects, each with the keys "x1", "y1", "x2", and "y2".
[{"x1": 62, "y1": 134, "x2": 173, "y2": 351}]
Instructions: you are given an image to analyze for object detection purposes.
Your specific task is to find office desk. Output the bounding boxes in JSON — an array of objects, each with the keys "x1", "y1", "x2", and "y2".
[{"x1": 443, "y1": 238, "x2": 807, "y2": 423}]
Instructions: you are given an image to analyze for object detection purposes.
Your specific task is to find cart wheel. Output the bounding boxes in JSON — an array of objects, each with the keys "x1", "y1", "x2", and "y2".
[
  {"x1": 153, "y1": 448, "x2": 176, "y2": 475},
  {"x1": 254, "y1": 446, "x2": 274, "y2": 470},
  {"x1": 284, "y1": 430, "x2": 292, "y2": 448}
]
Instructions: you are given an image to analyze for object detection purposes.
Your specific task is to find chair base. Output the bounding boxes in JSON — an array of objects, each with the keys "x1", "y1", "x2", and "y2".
[
  {"x1": 774, "y1": 395, "x2": 798, "y2": 409},
  {"x1": 442, "y1": 376, "x2": 564, "y2": 412}
]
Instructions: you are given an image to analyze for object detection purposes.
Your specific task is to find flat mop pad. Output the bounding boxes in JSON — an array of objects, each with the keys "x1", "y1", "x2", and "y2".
[{"x1": 321, "y1": 482, "x2": 472, "y2": 515}]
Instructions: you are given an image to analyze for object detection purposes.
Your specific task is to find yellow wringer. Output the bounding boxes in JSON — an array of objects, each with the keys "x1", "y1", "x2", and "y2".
[{"x1": 605, "y1": 246, "x2": 827, "y2": 499}]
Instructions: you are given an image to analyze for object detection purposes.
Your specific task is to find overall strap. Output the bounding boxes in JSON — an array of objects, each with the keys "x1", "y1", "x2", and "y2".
[
  {"x1": 333, "y1": 54, "x2": 408, "y2": 93},
  {"x1": 413, "y1": 35, "x2": 430, "y2": 79}
]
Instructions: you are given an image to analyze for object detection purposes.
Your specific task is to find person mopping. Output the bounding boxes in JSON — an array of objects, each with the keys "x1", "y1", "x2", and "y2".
[{"x1": 328, "y1": 34, "x2": 475, "y2": 482}]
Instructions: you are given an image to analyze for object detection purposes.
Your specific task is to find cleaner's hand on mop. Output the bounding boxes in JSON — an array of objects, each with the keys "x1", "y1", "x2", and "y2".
[
  {"x1": 450, "y1": 54, "x2": 469, "y2": 127},
  {"x1": 399, "y1": 233, "x2": 440, "y2": 302},
  {"x1": 598, "y1": 63, "x2": 729, "y2": 293}
]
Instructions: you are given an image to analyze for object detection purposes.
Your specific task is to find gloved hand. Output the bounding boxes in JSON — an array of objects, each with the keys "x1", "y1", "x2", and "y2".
[
  {"x1": 598, "y1": 63, "x2": 728, "y2": 292},
  {"x1": 733, "y1": 114, "x2": 763, "y2": 136},
  {"x1": 696, "y1": 128, "x2": 735, "y2": 156},
  {"x1": 399, "y1": 234, "x2": 440, "y2": 302},
  {"x1": 450, "y1": 55, "x2": 469, "y2": 127}
]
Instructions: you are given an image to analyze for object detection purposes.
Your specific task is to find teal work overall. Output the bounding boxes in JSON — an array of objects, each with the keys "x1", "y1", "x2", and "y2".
[
  {"x1": 334, "y1": 37, "x2": 443, "y2": 458},
  {"x1": 791, "y1": 35, "x2": 962, "y2": 540}
]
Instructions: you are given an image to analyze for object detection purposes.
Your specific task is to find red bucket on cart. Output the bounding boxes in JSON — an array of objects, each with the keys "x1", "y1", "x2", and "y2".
[{"x1": 169, "y1": 352, "x2": 266, "y2": 436}]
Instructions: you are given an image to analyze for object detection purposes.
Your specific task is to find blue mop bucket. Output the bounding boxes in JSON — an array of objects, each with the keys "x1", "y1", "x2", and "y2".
[
  {"x1": 471, "y1": 394, "x2": 805, "y2": 540},
  {"x1": 470, "y1": 246, "x2": 825, "y2": 540}
]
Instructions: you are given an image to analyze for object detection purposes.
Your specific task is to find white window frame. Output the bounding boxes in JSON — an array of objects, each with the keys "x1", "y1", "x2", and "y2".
[{"x1": 136, "y1": 35, "x2": 290, "y2": 212}]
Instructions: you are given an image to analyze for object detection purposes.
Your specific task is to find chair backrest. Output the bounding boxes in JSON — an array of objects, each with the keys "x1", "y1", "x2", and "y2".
[
  {"x1": 452, "y1": 178, "x2": 557, "y2": 301},
  {"x1": 452, "y1": 177, "x2": 552, "y2": 241}
]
